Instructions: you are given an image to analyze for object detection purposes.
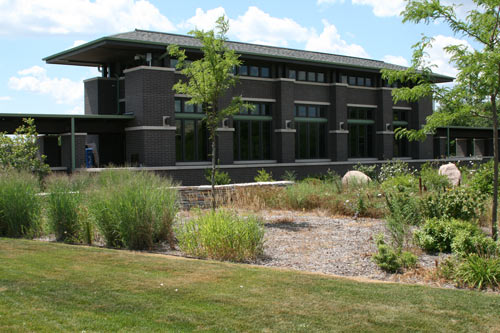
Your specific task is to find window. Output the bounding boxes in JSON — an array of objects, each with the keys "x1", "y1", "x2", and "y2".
[
  {"x1": 175, "y1": 98, "x2": 208, "y2": 162},
  {"x1": 294, "y1": 104, "x2": 327, "y2": 159},
  {"x1": 349, "y1": 76, "x2": 356, "y2": 85},
  {"x1": 291, "y1": 69, "x2": 326, "y2": 82},
  {"x1": 238, "y1": 65, "x2": 271, "y2": 78},
  {"x1": 393, "y1": 109, "x2": 410, "y2": 157},
  {"x1": 342, "y1": 73, "x2": 375, "y2": 87},
  {"x1": 348, "y1": 107, "x2": 375, "y2": 158},
  {"x1": 233, "y1": 103, "x2": 273, "y2": 160}
]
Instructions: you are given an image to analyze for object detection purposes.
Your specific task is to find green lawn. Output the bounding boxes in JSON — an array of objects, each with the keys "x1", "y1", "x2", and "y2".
[{"x1": 1, "y1": 239, "x2": 499, "y2": 332}]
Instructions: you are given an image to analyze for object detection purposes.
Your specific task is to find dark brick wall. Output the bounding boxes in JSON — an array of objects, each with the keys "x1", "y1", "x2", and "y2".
[
  {"x1": 84, "y1": 78, "x2": 118, "y2": 115},
  {"x1": 346, "y1": 88, "x2": 378, "y2": 105},
  {"x1": 125, "y1": 129, "x2": 175, "y2": 166},
  {"x1": 294, "y1": 83, "x2": 329, "y2": 102},
  {"x1": 61, "y1": 134, "x2": 87, "y2": 170},
  {"x1": 216, "y1": 130, "x2": 234, "y2": 164},
  {"x1": 376, "y1": 89, "x2": 394, "y2": 160}
]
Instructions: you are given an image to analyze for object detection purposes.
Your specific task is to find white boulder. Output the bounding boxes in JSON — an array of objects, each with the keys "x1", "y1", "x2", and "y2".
[
  {"x1": 438, "y1": 163, "x2": 461, "y2": 186},
  {"x1": 342, "y1": 170, "x2": 371, "y2": 186}
]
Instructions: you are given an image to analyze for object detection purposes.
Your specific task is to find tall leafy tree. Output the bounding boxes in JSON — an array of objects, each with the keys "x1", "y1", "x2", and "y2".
[
  {"x1": 0, "y1": 118, "x2": 50, "y2": 179},
  {"x1": 168, "y1": 16, "x2": 247, "y2": 209},
  {"x1": 382, "y1": 0, "x2": 500, "y2": 240}
]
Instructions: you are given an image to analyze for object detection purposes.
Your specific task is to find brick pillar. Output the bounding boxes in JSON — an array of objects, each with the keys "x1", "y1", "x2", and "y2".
[
  {"x1": 123, "y1": 66, "x2": 177, "y2": 166},
  {"x1": 474, "y1": 138, "x2": 486, "y2": 156},
  {"x1": 376, "y1": 89, "x2": 394, "y2": 160},
  {"x1": 411, "y1": 97, "x2": 433, "y2": 159},
  {"x1": 434, "y1": 136, "x2": 448, "y2": 158},
  {"x1": 329, "y1": 84, "x2": 348, "y2": 161},
  {"x1": 60, "y1": 133, "x2": 87, "y2": 170},
  {"x1": 456, "y1": 138, "x2": 468, "y2": 157},
  {"x1": 275, "y1": 79, "x2": 296, "y2": 163}
]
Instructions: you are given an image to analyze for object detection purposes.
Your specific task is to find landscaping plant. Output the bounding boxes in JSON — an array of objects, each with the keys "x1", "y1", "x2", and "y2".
[
  {"x1": 177, "y1": 209, "x2": 264, "y2": 262},
  {"x1": 0, "y1": 170, "x2": 41, "y2": 238},
  {"x1": 254, "y1": 169, "x2": 274, "y2": 182}
]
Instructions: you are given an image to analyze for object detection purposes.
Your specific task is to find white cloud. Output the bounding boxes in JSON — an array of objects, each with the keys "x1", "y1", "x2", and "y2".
[
  {"x1": 67, "y1": 105, "x2": 84, "y2": 114},
  {"x1": 383, "y1": 55, "x2": 409, "y2": 66},
  {"x1": 0, "y1": 0, "x2": 176, "y2": 35},
  {"x1": 178, "y1": 7, "x2": 227, "y2": 31},
  {"x1": 229, "y1": 7, "x2": 310, "y2": 47},
  {"x1": 0, "y1": 96, "x2": 12, "y2": 101},
  {"x1": 351, "y1": 0, "x2": 405, "y2": 17},
  {"x1": 305, "y1": 20, "x2": 369, "y2": 58},
  {"x1": 424, "y1": 35, "x2": 472, "y2": 77},
  {"x1": 8, "y1": 66, "x2": 83, "y2": 105},
  {"x1": 72, "y1": 40, "x2": 87, "y2": 48}
]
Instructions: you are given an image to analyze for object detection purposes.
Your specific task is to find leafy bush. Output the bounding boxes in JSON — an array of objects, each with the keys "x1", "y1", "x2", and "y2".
[
  {"x1": 451, "y1": 230, "x2": 498, "y2": 257},
  {"x1": 281, "y1": 170, "x2": 297, "y2": 182},
  {"x1": 385, "y1": 193, "x2": 421, "y2": 249},
  {"x1": 372, "y1": 235, "x2": 417, "y2": 273},
  {"x1": 204, "y1": 168, "x2": 231, "y2": 185},
  {"x1": 177, "y1": 209, "x2": 264, "y2": 262},
  {"x1": 45, "y1": 175, "x2": 87, "y2": 244},
  {"x1": 454, "y1": 254, "x2": 500, "y2": 290},
  {"x1": 470, "y1": 160, "x2": 495, "y2": 196},
  {"x1": 89, "y1": 170, "x2": 178, "y2": 250},
  {"x1": 353, "y1": 163, "x2": 377, "y2": 180},
  {"x1": 414, "y1": 218, "x2": 482, "y2": 253},
  {"x1": 419, "y1": 163, "x2": 450, "y2": 192},
  {"x1": 254, "y1": 169, "x2": 273, "y2": 182},
  {"x1": 420, "y1": 186, "x2": 485, "y2": 221},
  {"x1": 378, "y1": 160, "x2": 414, "y2": 182},
  {"x1": 381, "y1": 174, "x2": 418, "y2": 194},
  {"x1": 0, "y1": 170, "x2": 41, "y2": 238}
]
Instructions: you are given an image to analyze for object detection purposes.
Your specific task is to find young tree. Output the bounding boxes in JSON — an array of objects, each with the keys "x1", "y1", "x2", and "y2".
[
  {"x1": 0, "y1": 118, "x2": 50, "y2": 179},
  {"x1": 382, "y1": 0, "x2": 500, "y2": 240},
  {"x1": 168, "y1": 16, "x2": 247, "y2": 210}
]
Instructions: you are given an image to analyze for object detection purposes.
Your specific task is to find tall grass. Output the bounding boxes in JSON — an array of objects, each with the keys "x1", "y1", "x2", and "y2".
[
  {"x1": 89, "y1": 170, "x2": 178, "y2": 250},
  {"x1": 0, "y1": 170, "x2": 41, "y2": 238},
  {"x1": 177, "y1": 209, "x2": 264, "y2": 262},
  {"x1": 45, "y1": 174, "x2": 91, "y2": 244}
]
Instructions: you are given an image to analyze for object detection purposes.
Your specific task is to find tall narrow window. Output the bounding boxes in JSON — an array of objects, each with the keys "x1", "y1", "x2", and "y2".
[
  {"x1": 175, "y1": 98, "x2": 208, "y2": 162},
  {"x1": 393, "y1": 109, "x2": 410, "y2": 157},
  {"x1": 347, "y1": 107, "x2": 375, "y2": 158},
  {"x1": 294, "y1": 104, "x2": 327, "y2": 159},
  {"x1": 233, "y1": 103, "x2": 273, "y2": 160}
]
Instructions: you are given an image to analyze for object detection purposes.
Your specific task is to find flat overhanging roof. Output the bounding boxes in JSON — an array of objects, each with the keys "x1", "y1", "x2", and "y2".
[
  {"x1": 43, "y1": 30, "x2": 454, "y2": 83},
  {"x1": 0, "y1": 113, "x2": 134, "y2": 134}
]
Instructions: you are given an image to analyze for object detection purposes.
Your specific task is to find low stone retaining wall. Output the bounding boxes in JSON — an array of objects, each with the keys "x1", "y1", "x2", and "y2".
[{"x1": 174, "y1": 181, "x2": 293, "y2": 209}]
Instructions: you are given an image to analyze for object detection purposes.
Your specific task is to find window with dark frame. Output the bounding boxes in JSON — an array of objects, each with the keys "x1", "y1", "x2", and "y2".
[
  {"x1": 175, "y1": 98, "x2": 208, "y2": 162},
  {"x1": 233, "y1": 102, "x2": 273, "y2": 161},
  {"x1": 347, "y1": 107, "x2": 375, "y2": 158},
  {"x1": 294, "y1": 104, "x2": 327, "y2": 159}
]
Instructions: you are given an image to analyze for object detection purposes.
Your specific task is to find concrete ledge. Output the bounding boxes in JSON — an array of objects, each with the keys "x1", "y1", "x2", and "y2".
[{"x1": 174, "y1": 180, "x2": 293, "y2": 191}]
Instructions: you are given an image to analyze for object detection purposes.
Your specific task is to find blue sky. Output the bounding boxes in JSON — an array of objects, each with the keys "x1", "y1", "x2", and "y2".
[{"x1": 0, "y1": 0, "x2": 475, "y2": 115}]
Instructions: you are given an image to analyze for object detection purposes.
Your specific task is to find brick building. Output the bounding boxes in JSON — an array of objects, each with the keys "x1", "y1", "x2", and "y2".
[{"x1": 5, "y1": 29, "x2": 488, "y2": 185}]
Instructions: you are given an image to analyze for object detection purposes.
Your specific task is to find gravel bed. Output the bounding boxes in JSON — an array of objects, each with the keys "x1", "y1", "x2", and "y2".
[{"x1": 255, "y1": 210, "x2": 452, "y2": 284}]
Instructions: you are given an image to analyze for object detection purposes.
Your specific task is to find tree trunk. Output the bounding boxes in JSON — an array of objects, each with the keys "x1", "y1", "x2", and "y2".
[
  {"x1": 211, "y1": 134, "x2": 216, "y2": 211},
  {"x1": 491, "y1": 94, "x2": 498, "y2": 241}
]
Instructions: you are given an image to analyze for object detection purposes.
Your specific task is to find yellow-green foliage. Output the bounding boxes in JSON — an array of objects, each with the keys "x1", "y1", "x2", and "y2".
[{"x1": 177, "y1": 209, "x2": 264, "y2": 262}]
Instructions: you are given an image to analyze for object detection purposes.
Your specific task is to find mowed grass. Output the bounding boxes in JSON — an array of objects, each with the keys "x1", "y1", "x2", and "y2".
[{"x1": 1, "y1": 239, "x2": 500, "y2": 333}]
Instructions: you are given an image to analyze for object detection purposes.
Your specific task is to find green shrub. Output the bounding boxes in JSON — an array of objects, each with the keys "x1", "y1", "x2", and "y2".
[
  {"x1": 420, "y1": 186, "x2": 485, "y2": 221},
  {"x1": 381, "y1": 174, "x2": 418, "y2": 194},
  {"x1": 281, "y1": 170, "x2": 297, "y2": 182},
  {"x1": 451, "y1": 231, "x2": 498, "y2": 257},
  {"x1": 353, "y1": 163, "x2": 377, "y2": 180},
  {"x1": 89, "y1": 170, "x2": 178, "y2": 250},
  {"x1": 385, "y1": 192, "x2": 421, "y2": 249},
  {"x1": 470, "y1": 160, "x2": 496, "y2": 196},
  {"x1": 419, "y1": 163, "x2": 450, "y2": 192},
  {"x1": 378, "y1": 160, "x2": 414, "y2": 182},
  {"x1": 45, "y1": 175, "x2": 88, "y2": 244},
  {"x1": 204, "y1": 168, "x2": 231, "y2": 185},
  {"x1": 254, "y1": 169, "x2": 273, "y2": 182},
  {"x1": 454, "y1": 254, "x2": 500, "y2": 290},
  {"x1": 372, "y1": 235, "x2": 417, "y2": 273},
  {"x1": 414, "y1": 218, "x2": 482, "y2": 253},
  {"x1": 0, "y1": 170, "x2": 41, "y2": 238},
  {"x1": 177, "y1": 209, "x2": 264, "y2": 262}
]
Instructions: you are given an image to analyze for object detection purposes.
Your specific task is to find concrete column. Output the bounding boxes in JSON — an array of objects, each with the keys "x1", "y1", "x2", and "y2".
[
  {"x1": 456, "y1": 138, "x2": 468, "y2": 157},
  {"x1": 474, "y1": 138, "x2": 486, "y2": 156}
]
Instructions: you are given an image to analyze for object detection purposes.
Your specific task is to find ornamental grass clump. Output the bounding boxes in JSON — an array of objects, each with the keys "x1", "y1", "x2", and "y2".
[
  {"x1": 45, "y1": 174, "x2": 91, "y2": 244},
  {"x1": 89, "y1": 170, "x2": 178, "y2": 250},
  {"x1": 0, "y1": 170, "x2": 41, "y2": 238},
  {"x1": 177, "y1": 209, "x2": 264, "y2": 262}
]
